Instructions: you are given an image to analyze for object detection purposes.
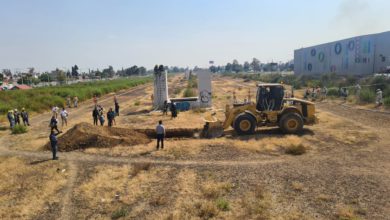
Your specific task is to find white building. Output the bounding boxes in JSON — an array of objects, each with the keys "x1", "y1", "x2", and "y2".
[{"x1": 294, "y1": 31, "x2": 390, "y2": 75}]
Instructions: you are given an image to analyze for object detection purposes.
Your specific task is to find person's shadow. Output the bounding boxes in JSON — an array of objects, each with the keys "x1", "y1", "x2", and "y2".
[{"x1": 30, "y1": 159, "x2": 51, "y2": 165}]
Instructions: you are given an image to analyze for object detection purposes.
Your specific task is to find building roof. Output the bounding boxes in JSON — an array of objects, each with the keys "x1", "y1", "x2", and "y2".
[{"x1": 12, "y1": 84, "x2": 32, "y2": 90}]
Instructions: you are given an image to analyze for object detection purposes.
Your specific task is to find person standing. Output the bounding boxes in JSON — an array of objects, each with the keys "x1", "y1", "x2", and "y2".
[
  {"x1": 376, "y1": 89, "x2": 383, "y2": 108},
  {"x1": 66, "y1": 96, "x2": 71, "y2": 108},
  {"x1": 60, "y1": 108, "x2": 69, "y2": 127},
  {"x1": 73, "y1": 96, "x2": 79, "y2": 108},
  {"x1": 7, "y1": 110, "x2": 15, "y2": 129},
  {"x1": 98, "y1": 107, "x2": 105, "y2": 126},
  {"x1": 14, "y1": 109, "x2": 21, "y2": 125},
  {"x1": 156, "y1": 120, "x2": 165, "y2": 150},
  {"x1": 52, "y1": 106, "x2": 59, "y2": 118},
  {"x1": 107, "y1": 108, "x2": 116, "y2": 127},
  {"x1": 322, "y1": 86, "x2": 328, "y2": 99},
  {"x1": 50, "y1": 115, "x2": 61, "y2": 133},
  {"x1": 21, "y1": 108, "x2": 30, "y2": 126},
  {"x1": 163, "y1": 100, "x2": 168, "y2": 115},
  {"x1": 49, "y1": 129, "x2": 60, "y2": 160},
  {"x1": 115, "y1": 101, "x2": 120, "y2": 116},
  {"x1": 170, "y1": 102, "x2": 177, "y2": 119},
  {"x1": 92, "y1": 107, "x2": 99, "y2": 126},
  {"x1": 355, "y1": 84, "x2": 361, "y2": 97}
]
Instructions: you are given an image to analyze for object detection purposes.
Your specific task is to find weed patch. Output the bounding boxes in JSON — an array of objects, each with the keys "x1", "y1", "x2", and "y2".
[
  {"x1": 285, "y1": 144, "x2": 306, "y2": 155},
  {"x1": 216, "y1": 198, "x2": 230, "y2": 211},
  {"x1": 111, "y1": 207, "x2": 128, "y2": 219},
  {"x1": 11, "y1": 124, "x2": 28, "y2": 134}
]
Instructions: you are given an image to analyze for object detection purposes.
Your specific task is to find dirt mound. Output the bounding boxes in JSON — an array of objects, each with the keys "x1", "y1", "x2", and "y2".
[{"x1": 49, "y1": 122, "x2": 151, "y2": 152}]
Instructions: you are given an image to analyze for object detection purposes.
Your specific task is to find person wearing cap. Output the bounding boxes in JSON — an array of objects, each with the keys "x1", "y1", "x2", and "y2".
[
  {"x1": 14, "y1": 109, "x2": 21, "y2": 125},
  {"x1": 7, "y1": 110, "x2": 15, "y2": 129},
  {"x1": 49, "y1": 129, "x2": 60, "y2": 160},
  {"x1": 376, "y1": 89, "x2": 383, "y2": 108},
  {"x1": 21, "y1": 108, "x2": 30, "y2": 126}
]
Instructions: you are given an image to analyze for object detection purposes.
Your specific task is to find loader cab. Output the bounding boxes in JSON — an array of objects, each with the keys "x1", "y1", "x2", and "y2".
[{"x1": 256, "y1": 84, "x2": 284, "y2": 111}]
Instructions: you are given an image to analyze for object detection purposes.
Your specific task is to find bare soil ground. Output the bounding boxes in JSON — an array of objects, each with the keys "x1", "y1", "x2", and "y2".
[{"x1": 0, "y1": 75, "x2": 389, "y2": 219}]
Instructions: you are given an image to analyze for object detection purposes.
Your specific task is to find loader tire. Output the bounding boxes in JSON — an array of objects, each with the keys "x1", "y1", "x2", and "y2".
[
  {"x1": 279, "y1": 113, "x2": 304, "y2": 134},
  {"x1": 234, "y1": 114, "x2": 256, "y2": 135}
]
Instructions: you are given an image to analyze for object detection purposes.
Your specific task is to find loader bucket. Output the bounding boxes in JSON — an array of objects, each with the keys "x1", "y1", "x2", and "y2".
[{"x1": 201, "y1": 113, "x2": 224, "y2": 138}]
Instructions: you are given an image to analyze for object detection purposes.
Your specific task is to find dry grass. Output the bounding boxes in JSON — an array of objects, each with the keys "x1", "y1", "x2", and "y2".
[
  {"x1": 239, "y1": 185, "x2": 272, "y2": 219},
  {"x1": 130, "y1": 162, "x2": 151, "y2": 176},
  {"x1": 233, "y1": 135, "x2": 308, "y2": 154},
  {"x1": 285, "y1": 144, "x2": 306, "y2": 155},
  {"x1": 0, "y1": 157, "x2": 67, "y2": 219},
  {"x1": 291, "y1": 181, "x2": 304, "y2": 191},
  {"x1": 201, "y1": 181, "x2": 233, "y2": 199},
  {"x1": 336, "y1": 205, "x2": 360, "y2": 220}
]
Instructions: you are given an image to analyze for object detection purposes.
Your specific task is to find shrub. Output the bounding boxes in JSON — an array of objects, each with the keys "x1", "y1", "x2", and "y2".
[
  {"x1": 384, "y1": 97, "x2": 390, "y2": 107},
  {"x1": 183, "y1": 88, "x2": 196, "y2": 97},
  {"x1": 327, "y1": 88, "x2": 339, "y2": 97},
  {"x1": 359, "y1": 88, "x2": 375, "y2": 103},
  {"x1": 216, "y1": 198, "x2": 230, "y2": 211},
  {"x1": 285, "y1": 144, "x2": 306, "y2": 155},
  {"x1": 12, "y1": 124, "x2": 28, "y2": 134},
  {"x1": 134, "y1": 100, "x2": 141, "y2": 106},
  {"x1": 111, "y1": 207, "x2": 127, "y2": 219}
]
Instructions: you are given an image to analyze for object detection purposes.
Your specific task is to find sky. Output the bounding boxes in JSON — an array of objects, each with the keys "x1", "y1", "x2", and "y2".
[{"x1": 1, "y1": 0, "x2": 390, "y2": 72}]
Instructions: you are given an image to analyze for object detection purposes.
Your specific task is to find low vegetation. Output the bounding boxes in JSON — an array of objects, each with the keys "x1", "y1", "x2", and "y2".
[
  {"x1": 226, "y1": 72, "x2": 390, "y2": 107},
  {"x1": 11, "y1": 124, "x2": 28, "y2": 134},
  {"x1": 285, "y1": 144, "x2": 306, "y2": 155},
  {"x1": 0, "y1": 77, "x2": 151, "y2": 115}
]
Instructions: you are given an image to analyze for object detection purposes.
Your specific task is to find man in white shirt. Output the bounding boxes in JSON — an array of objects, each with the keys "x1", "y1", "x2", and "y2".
[
  {"x1": 156, "y1": 120, "x2": 165, "y2": 150},
  {"x1": 60, "y1": 108, "x2": 69, "y2": 127}
]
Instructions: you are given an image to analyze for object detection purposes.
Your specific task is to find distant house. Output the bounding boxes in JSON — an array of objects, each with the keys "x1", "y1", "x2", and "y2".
[{"x1": 11, "y1": 84, "x2": 32, "y2": 90}]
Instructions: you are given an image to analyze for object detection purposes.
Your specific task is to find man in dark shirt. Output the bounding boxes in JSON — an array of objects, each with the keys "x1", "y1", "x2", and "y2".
[{"x1": 49, "y1": 129, "x2": 60, "y2": 160}]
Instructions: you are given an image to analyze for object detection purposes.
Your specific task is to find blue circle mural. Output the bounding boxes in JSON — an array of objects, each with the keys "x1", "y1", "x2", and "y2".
[
  {"x1": 308, "y1": 63, "x2": 312, "y2": 71},
  {"x1": 335, "y1": 42, "x2": 342, "y2": 55},
  {"x1": 311, "y1": 49, "x2": 316, "y2": 56},
  {"x1": 348, "y1": 40, "x2": 355, "y2": 51},
  {"x1": 318, "y1": 52, "x2": 325, "y2": 62}
]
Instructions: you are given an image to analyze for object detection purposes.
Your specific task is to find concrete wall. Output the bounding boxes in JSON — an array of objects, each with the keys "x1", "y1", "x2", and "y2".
[
  {"x1": 294, "y1": 31, "x2": 390, "y2": 75},
  {"x1": 196, "y1": 70, "x2": 212, "y2": 108},
  {"x1": 153, "y1": 70, "x2": 169, "y2": 109}
]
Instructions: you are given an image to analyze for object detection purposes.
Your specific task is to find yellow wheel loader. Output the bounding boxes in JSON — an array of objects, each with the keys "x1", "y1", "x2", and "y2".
[{"x1": 201, "y1": 83, "x2": 318, "y2": 138}]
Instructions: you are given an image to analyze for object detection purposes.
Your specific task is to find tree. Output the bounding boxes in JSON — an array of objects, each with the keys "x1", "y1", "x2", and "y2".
[
  {"x1": 243, "y1": 61, "x2": 250, "y2": 72},
  {"x1": 209, "y1": 65, "x2": 217, "y2": 73},
  {"x1": 250, "y1": 58, "x2": 261, "y2": 72},
  {"x1": 138, "y1": 66, "x2": 147, "y2": 75},
  {"x1": 71, "y1": 65, "x2": 79, "y2": 77},
  {"x1": 102, "y1": 66, "x2": 115, "y2": 78},
  {"x1": 225, "y1": 63, "x2": 232, "y2": 72},
  {"x1": 39, "y1": 73, "x2": 52, "y2": 82},
  {"x1": 232, "y1": 59, "x2": 242, "y2": 73},
  {"x1": 54, "y1": 69, "x2": 66, "y2": 83}
]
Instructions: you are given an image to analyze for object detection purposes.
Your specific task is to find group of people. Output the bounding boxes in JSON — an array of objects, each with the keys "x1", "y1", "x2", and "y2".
[
  {"x1": 304, "y1": 86, "x2": 328, "y2": 100},
  {"x1": 66, "y1": 96, "x2": 79, "y2": 108},
  {"x1": 6, "y1": 108, "x2": 30, "y2": 128},
  {"x1": 92, "y1": 95, "x2": 119, "y2": 127},
  {"x1": 162, "y1": 100, "x2": 178, "y2": 118},
  {"x1": 303, "y1": 83, "x2": 384, "y2": 108}
]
